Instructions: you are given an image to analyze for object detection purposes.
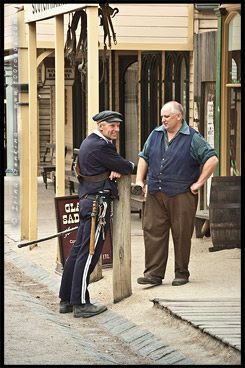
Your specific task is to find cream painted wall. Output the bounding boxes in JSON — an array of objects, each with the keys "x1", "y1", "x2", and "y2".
[{"x1": 5, "y1": 4, "x2": 193, "y2": 51}]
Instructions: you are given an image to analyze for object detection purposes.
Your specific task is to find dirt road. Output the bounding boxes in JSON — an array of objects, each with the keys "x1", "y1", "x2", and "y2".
[{"x1": 4, "y1": 217, "x2": 241, "y2": 365}]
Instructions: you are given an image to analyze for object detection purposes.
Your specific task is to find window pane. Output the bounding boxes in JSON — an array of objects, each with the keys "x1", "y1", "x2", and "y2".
[
  {"x1": 228, "y1": 87, "x2": 241, "y2": 176},
  {"x1": 180, "y1": 57, "x2": 187, "y2": 113},
  {"x1": 124, "y1": 62, "x2": 138, "y2": 164},
  {"x1": 228, "y1": 14, "x2": 241, "y2": 51},
  {"x1": 172, "y1": 63, "x2": 175, "y2": 100},
  {"x1": 228, "y1": 14, "x2": 241, "y2": 84}
]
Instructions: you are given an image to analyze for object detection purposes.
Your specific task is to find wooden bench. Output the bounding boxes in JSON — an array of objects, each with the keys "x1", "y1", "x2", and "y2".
[
  {"x1": 130, "y1": 180, "x2": 148, "y2": 227},
  {"x1": 65, "y1": 148, "x2": 80, "y2": 195},
  {"x1": 195, "y1": 209, "x2": 210, "y2": 238},
  {"x1": 38, "y1": 143, "x2": 56, "y2": 190},
  {"x1": 38, "y1": 143, "x2": 68, "y2": 191},
  {"x1": 131, "y1": 195, "x2": 146, "y2": 218}
]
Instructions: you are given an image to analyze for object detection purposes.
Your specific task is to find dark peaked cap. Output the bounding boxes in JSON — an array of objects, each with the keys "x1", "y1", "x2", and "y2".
[{"x1": 92, "y1": 110, "x2": 123, "y2": 123}]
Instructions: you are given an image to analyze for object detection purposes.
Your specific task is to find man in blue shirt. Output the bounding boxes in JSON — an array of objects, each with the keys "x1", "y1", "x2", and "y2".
[
  {"x1": 59, "y1": 110, "x2": 134, "y2": 318},
  {"x1": 136, "y1": 101, "x2": 218, "y2": 287}
]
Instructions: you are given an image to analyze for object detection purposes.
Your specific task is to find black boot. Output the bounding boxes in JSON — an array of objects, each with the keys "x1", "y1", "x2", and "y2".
[
  {"x1": 59, "y1": 300, "x2": 73, "y2": 313},
  {"x1": 73, "y1": 303, "x2": 107, "y2": 318}
]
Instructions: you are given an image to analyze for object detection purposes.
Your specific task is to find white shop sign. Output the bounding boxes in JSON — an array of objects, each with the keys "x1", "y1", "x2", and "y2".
[{"x1": 24, "y1": 4, "x2": 98, "y2": 23}]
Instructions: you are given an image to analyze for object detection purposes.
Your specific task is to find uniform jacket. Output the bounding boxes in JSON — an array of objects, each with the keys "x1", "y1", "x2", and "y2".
[{"x1": 78, "y1": 132, "x2": 134, "y2": 199}]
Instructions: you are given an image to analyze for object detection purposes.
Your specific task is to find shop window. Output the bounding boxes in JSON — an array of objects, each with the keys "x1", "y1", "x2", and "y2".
[
  {"x1": 228, "y1": 87, "x2": 241, "y2": 176},
  {"x1": 119, "y1": 55, "x2": 138, "y2": 165},
  {"x1": 165, "y1": 52, "x2": 176, "y2": 102},
  {"x1": 178, "y1": 54, "x2": 189, "y2": 117},
  {"x1": 99, "y1": 56, "x2": 109, "y2": 111},
  {"x1": 228, "y1": 14, "x2": 241, "y2": 84},
  {"x1": 165, "y1": 52, "x2": 189, "y2": 122},
  {"x1": 141, "y1": 53, "x2": 162, "y2": 147},
  {"x1": 124, "y1": 62, "x2": 139, "y2": 166},
  {"x1": 72, "y1": 66, "x2": 86, "y2": 148},
  {"x1": 226, "y1": 13, "x2": 241, "y2": 176}
]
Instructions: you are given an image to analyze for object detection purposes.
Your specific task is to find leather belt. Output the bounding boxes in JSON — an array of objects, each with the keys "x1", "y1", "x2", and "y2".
[
  {"x1": 83, "y1": 191, "x2": 113, "y2": 201},
  {"x1": 83, "y1": 194, "x2": 98, "y2": 201},
  {"x1": 79, "y1": 171, "x2": 110, "y2": 183},
  {"x1": 75, "y1": 158, "x2": 110, "y2": 183}
]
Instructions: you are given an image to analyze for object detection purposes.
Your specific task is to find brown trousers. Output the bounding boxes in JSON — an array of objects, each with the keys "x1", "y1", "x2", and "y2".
[{"x1": 143, "y1": 190, "x2": 198, "y2": 280}]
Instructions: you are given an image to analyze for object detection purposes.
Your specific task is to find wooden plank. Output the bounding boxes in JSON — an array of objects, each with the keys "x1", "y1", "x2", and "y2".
[
  {"x1": 113, "y1": 175, "x2": 132, "y2": 303},
  {"x1": 196, "y1": 209, "x2": 209, "y2": 219},
  {"x1": 165, "y1": 310, "x2": 240, "y2": 315},
  {"x1": 199, "y1": 20, "x2": 217, "y2": 29},
  {"x1": 153, "y1": 298, "x2": 241, "y2": 351},
  {"x1": 28, "y1": 22, "x2": 38, "y2": 244},
  {"x1": 112, "y1": 16, "x2": 188, "y2": 28},
  {"x1": 4, "y1": 4, "x2": 18, "y2": 17},
  {"x1": 108, "y1": 37, "x2": 190, "y2": 45},
  {"x1": 154, "y1": 298, "x2": 240, "y2": 302},
  {"x1": 198, "y1": 320, "x2": 241, "y2": 324},
  {"x1": 114, "y1": 26, "x2": 188, "y2": 38},
  {"x1": 158, "y1": 301, "x2": 240, "y2": 307},
  {"x1": 114, "y1": 5, "x2": 189, "y2": 17},
  {"x1": 163, "y1": 307, "x2": 240, "y2": 312}
]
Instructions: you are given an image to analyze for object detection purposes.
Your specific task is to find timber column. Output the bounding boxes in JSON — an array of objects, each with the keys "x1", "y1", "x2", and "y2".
[
  {"x1": 87, "y1": 6, "x2": 102, "y2": 282},
  {"x1": 214, "y1": 7, "x2": 226, "y2": 177},
  {"x1": 55, "y1": 14, "x2": 65, "y2": 267},
  {"x1": 18, "y1": 8, "x2": 29, "y2": 240},
  {"x1": 27, "y1": 21, "x2": 38, "y2": 245},
  {"x1": 113, "y1": 175, "x2": 132, "y2": 303},
  {"x1": 55, "y1": 14, "x2": 65, "y2": 197},
  {"x1": 87, "y1": 6, "x2": 99, "y2": 135}
]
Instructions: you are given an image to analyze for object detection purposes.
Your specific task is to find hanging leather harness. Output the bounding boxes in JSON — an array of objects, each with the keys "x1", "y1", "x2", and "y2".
[
  {"x1": 64, "y1": 9, "x2": 87, "y2": 66},
  {"x1": 98, "y1": 3, "x2": 119, "y2": 50},
  {"x1": 64, "y1": 4, "x2": 119, "y2": 80}
]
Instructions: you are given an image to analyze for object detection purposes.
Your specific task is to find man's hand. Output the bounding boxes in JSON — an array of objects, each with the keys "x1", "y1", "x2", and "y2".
[
  {"x1": 190, "y1": 182, "x2": 202, "y2": 195},
  {"x1": 135, "y1": 157, "x2": 149, "y2": 196},
  {"x1": 190, "y1": 155, "x2": 218, "y2": 195},
  {"x1": 109, "y1": 171, "x2": 121, "y2": 180},
  {"x1": 135, "y1": 181, "x2": 146, "y2": 196}
]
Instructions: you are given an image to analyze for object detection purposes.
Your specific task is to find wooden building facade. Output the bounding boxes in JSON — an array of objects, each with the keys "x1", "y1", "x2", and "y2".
[
  {"x1": 4, "y1": 3, "x2": 241, "y2": 242},
  {"x1": 4, "y1": 3, "x2": 194, "y2": 175}
]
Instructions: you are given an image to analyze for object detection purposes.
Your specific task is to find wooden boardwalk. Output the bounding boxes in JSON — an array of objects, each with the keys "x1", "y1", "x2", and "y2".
[{"x1": 152, "y1": 298, "x2": 241, "y2": 351}]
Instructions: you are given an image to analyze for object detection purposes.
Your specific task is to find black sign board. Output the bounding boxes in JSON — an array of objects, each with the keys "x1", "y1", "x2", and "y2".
[{"x1": 54, "y1": 195, "x2": 112, "y2": 267}]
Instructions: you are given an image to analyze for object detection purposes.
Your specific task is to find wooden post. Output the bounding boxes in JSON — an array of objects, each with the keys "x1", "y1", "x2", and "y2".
[
  {"x1": 55, "y1": 14, "x2": 65, "y2": 197},
  {"x1": 55, "y1": 14, "x2": 65, "y2": 267},
  {"x1": 10, "y1": 7, "x2": 29, "y2": 239},
  {"x1": 113, "y1": 174, "x2": 132, "y2": 303},
  {"x1": 87, "y1": 6, "x2": 99, "y2": 135},
  {"x1": 27, "y1": 22, "x2": 38, "y2": 246},
  {"x1": 214, "y1": 7, "x2": 224, "y2": 177},
  {"x1": 87, "y1": 5, "x2": 102, "y2": 282},
  {"x1": 90, "y1": 256, "x2": 103, "y2": 283}
]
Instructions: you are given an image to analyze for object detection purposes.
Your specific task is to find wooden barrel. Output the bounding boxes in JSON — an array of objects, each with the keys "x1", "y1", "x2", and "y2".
[{"x1": 209, "y1": 176, "x2": 241, "y2": 252}]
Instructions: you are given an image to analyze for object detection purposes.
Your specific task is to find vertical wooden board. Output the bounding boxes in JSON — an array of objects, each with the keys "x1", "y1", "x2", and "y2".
[
  {"x1": 90, "y1": 257, "x2": 102, "y2": 283},
  {"x1": 28, "y1": 22, "x2": 38, "y2": 243},
  {"x1": 55, "y1": 14, "x2": 65, "y2": 197},
  {"x1": 113, "y1": 175, "x2": 132, "y2": 303}
]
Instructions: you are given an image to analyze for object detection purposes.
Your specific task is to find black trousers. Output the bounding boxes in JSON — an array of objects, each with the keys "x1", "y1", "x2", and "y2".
[{"x1": 59, "y1": 197, "x2": 111, "y2": 304}]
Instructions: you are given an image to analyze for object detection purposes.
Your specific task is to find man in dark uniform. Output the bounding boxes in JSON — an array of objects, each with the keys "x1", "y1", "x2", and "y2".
[{"x1": 59, "y1": 110, "x2": 134, "y2": 318}]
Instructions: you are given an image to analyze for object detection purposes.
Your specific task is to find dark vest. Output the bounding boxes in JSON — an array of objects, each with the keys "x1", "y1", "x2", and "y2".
[{"x1": 148, "y1": 127, "x2": 200, "y2": 196}]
